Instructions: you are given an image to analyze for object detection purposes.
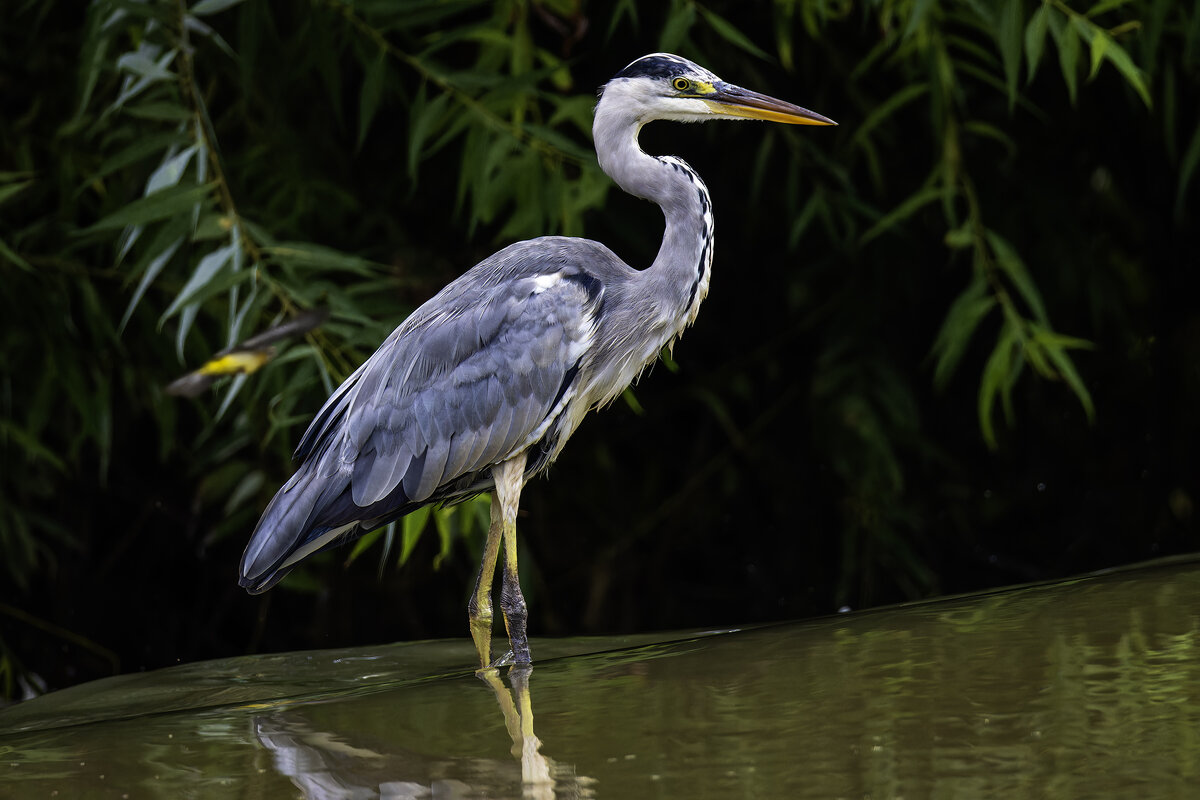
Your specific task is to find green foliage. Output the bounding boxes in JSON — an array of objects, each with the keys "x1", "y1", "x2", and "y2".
[{"x1": 1, "y1": 0, "x2": 1197, "y2": 699}]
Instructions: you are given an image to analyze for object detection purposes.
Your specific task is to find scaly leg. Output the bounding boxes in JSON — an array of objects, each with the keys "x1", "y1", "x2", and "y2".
[
  {"x1": 499, "y1": 508, "x2": 531, "y2": 665},
  {"x1": 469, "y1": 457, "x2": 528, "y2": 670},
  {"x1": 468, "y1": 493, "x2": 504, "y2": 671}
]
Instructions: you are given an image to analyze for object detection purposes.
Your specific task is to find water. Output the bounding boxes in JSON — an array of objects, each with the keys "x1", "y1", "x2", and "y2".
[{"x1": 3, "y1": 557, "x2": 1200, "y2": 798}]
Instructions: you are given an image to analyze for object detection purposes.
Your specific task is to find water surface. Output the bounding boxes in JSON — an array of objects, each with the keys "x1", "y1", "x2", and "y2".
[{"x1": 3, "y1": 558, "x2": 1200, "y2": 798}]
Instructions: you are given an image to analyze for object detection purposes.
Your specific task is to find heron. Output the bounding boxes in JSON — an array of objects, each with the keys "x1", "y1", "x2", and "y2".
[{"x1": 239, "y1": 53, "x2": 835, "y2": 670}]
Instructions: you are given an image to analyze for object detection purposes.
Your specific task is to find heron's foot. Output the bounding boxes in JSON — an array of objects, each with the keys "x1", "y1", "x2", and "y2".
[{"x1": 485, "y1": 646, "x2": 532, "y2": 670}]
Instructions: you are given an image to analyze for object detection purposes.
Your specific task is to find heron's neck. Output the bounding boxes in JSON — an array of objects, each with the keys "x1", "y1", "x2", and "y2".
[{"x1": 593, "y1": 107, "x2": 714, "y2": 333}]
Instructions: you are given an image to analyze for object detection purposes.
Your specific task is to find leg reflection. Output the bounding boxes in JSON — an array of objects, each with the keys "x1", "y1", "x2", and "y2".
[{"x1": 478, "y1": 665, "x2": 554, "y2": 797}]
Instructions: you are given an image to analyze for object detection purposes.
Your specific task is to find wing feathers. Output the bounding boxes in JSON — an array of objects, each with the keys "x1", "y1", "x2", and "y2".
[{"x1": 262, "y1": 256, "x2": 604, "y2": 562}]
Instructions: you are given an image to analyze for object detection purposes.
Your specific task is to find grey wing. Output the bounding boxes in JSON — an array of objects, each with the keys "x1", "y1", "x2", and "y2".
[{"x1": 332, "y1": 268, "x2": 600, "y2": 510}]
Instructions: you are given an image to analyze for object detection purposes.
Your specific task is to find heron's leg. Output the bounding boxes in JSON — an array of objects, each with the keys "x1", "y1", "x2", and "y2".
[
  {"x1": 468, "y1": 493, "x2": 504, "y2": 670},
  {"x1": 499, "y1": 509, "x2": 531, "y2": 665},
  {"x1": 492, "y1": 457, "x2": 531, "y2": 666}
]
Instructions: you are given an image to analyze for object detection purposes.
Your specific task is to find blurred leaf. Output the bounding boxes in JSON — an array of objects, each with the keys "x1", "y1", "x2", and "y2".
[
  {"x1": 144, "y1": 145, "x2": 199, "y2": 196},
  {"x1": 860, "y1": 186, "x2": 942, "y2": 244},
  {"x1": 1024, "y1": 5, "x2": 1050, "y2": 82},
  {"x1": 931, "y1": 277, "x2": 997, "y2": 389},
  {"x1": 399, "y1": 505, "x2": 432, "y2": 566},
  {"x1": 1032, "y1": 324, "x2": 1097, "y2": 421},
  {"x1": 850, "y1": 83, "x2": 929, "y2": 152},
  {"x1": 963, "y1": 120, "x2": 1017, "y2": 158},
  {"x1": 0, "y1": 179, "x2": 32, "y2": 206},
  {"x1": 1050, "y1": 12, "x2": 1082, "y2": 103},
  {"x1": 83, "y1": 183, "x2": 214, "y2": 233},
  {"x1": 0, "y1": 236, "x2": 34, "y2": 271},
  {"x1": 190, "y1": 0, "x2": 247, "y2": 15},
  {"x1": 978, "y1": 320, "x2": 1021, "y2": 449},
  {"x1": 996, "y1": 0, "x2": 1023, "y2": 108},
  {"x1": 1176, "y1": 120, "x2": 1200, "y2": 219},
  {"x1": 986, "y1": 230, "x2": 1049, "y2": 323},
  {"x1": 1094, "y1": 31, "x2": 1153, "y2": 107},
  {"x1": 119, "y1": 232, "x2": 185, "y2": 333},
  {"x1": 357, "y1": 47, "x2": 387, "y2": 152},
  {"x1": 161, "y1": 242, "x2": 237, "y2": 321},
  {"x1": 696, "y1": 6, "x2": 770, "y2": 60},
  {"x1": 265, "y1": 243, "x2": 380, "y2": 276},
  {"x1": 1087, "y1": 0, "x2": 1137, "y2": 17},
  {"x1": 658, "y1": 0, "x2": 695, "y2": 52}
]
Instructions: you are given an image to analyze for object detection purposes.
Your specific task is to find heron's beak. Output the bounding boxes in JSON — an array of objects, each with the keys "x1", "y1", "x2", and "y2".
[{"x1": 704, "y1": 82, "x2": 836, "y2": 126}]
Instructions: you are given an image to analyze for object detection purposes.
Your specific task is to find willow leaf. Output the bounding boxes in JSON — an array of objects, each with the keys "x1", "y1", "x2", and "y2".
[
  {"x1": 986, "y1": 230, "x2": 1049, "y2": 324},
  {"x1": 1176, "y1": 122, "x2": 1200, "y2": 219},
  {"x1": 357, "y1": 47, "x2": 387, "y2": 152},
  {"x1": 84, "y1": 183, "x2": 214, "y2": 233},
  {"x1": 1025, "y1": 5, "x2": 1050, "y2": 82},
  {"x1": 161, "y1": 242, "x2": 236, "y2": 321},
  {"x1": 860, "y1": 186, "x2": 942, "y2": 245},
  {"x1": 1043, "y1": 342, "x2": 1096, "y2": 421},
  {"x1": 696, "y1": 6, "x2": 770, "y2": 60},
  {"x1": 978, "y1": 321, "x2": 1020, "y2": 448},
  {"x1": 0, "y1": 237, "x2": 33, "y2": 272},
  {"x1": 190, "y1": 0, "x2": 247, "y2": 16},
  {"x1": 119, "y1": 234, "x2": 184, "y2": 333},
  {"x1": 145, "y1": 145, "x2": 199, "y2": 196},
  {"x1": 399, "y1": 505, "x2": 432, "y2": 566},
  {"x1": 996, "y1": 0, "x2": 1023, "y2": 108},
  {"x1": 931, "y1": 278, "x2": 997, "y2": 389}
]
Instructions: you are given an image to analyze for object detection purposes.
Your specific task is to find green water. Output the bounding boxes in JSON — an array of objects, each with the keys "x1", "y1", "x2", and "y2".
[{"x1": 4, "y1": 558, "x2": 1200, "y2": 798}]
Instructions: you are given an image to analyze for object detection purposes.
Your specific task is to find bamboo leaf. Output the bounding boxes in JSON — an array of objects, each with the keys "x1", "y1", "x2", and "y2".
[
  {"x1": 996, "y1": 0, "x2": 1023, "y2": 109},
  {"x1": 1094, "y1": 31, "x2": 1153, "y2": 107},
  {"x1": 978, "y1": 321, "x2": 1020, "y2": 449},
  {"x1": 1054, "y1": 16, "x2": 1082, "y2": 104},
  {"x1": 1025, "y1": 5, "x2": 1050, "y2": 82},
  {"x1": 931, "y1": 278, "x2": 997, "y2": 389},
  {"x1": 0, "y1": 237, "x2": 34, "y2": 272},
  {"x1": 658, "y1": 1, "x2": 696, "y2": 52},
  {"x1": 407, "y1": 87, "x2": 452, "y2": 178},
  {"x1": 986, "y1": 230, "x2": 1049, "y2": 323},
  {"x1": 176, "y1": 304, "x2": 200, "y2": 361},
  {"x1": 1086, "y1": 0, "x2": 1136, "y2": 17},
  {"x1": 399, "y1": 506, "x2": 432, "y2": 565},
  {"x1": 963, "y1": 120, "x2": 1017, "y2": 158},
  {"x1": 1176, "y1": 121, "x2": 1200, "y2": 219},
  {"x1": 860, "y1": 186, "x2": 943, "y2": 244},
  {"x1": 1041, "y1": 336, "x2": 1097, "y2": 421},
  {"x1": 265, "y1": 243, "x2": 380, "y2": 276},
  {"x1": 214, "y1": 373, "x2": 248, "y2": 421},
  {"x1": 696, "y1": 6, "x2": 771, "y2": 60},
  {"x1": 190, "y1": 0, "x2": 247, "y2": 16},
  {"x1": 346, "y1": 528, "x2": 384, "y2": 565},
  {"x1": 903, "y1": 0, "x2": 936, "y2": 39},
  {"x1": 83, "y1": 183, "x2": 214, "y2": 233},
  {"x1": 89, "y1": 132, "x2": 185, "y2": 186},
  {"x1": 1088, "y1": 26, "x2": 1111, "y2": 79},
  {"x1": 161, "y1": 242, "x2": 237, "y2": 321},
  {"x1": 0, "y1": 180, "x2": 32, "y2": 206},
  {"x1": 850, "y1": 83, "x2": 929, "y2": 151},
  {"x1": 357, "y1": 47, "x2": 387, "y2": 152},
  {"x1": 145, "y1": 145, "x2": 199, "y2": 196},
  {"x1": 119, "y1": 234, "x2": 184, "y2": 333}
]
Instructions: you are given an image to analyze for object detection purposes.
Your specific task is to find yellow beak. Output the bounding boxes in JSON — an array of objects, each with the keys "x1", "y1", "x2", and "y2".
[{"x1": 704, "y1": 82, "x2": 836, "y2": 126}]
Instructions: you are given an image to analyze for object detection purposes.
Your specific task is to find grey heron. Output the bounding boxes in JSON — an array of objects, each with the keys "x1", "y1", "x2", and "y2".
[{"x1": 239, "y1": 53, "x2": 835, "y2": 669}]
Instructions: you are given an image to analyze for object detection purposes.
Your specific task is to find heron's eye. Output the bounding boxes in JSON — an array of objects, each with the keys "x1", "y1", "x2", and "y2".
[{"x1": 672, "y1": 77, "x2": 692, "y2": 92}]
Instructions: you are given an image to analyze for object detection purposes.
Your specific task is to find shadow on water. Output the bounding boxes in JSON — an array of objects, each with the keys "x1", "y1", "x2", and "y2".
[{"x1": 4, "y1": 556, "x2": 1200, "y2": 798}]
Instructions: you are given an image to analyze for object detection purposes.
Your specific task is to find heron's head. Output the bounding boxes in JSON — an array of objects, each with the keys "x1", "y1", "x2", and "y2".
[{"x1": 599, "y1": 53, "x2": 836, "y2": 127}]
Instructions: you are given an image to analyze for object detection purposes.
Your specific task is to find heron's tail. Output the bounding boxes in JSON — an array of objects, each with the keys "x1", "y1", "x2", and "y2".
[{"x1": 238, "y1": 465, "x2": 352, "y2": 594}]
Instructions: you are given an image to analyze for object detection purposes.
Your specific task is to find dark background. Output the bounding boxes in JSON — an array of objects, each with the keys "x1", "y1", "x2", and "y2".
[{"x1": 1, "y1": 0, "x2": 1197, "y2": 699}]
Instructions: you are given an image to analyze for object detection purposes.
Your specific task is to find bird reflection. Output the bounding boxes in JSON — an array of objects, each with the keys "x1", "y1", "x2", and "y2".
[{"x1": 250, "y1": 666, "x2": 587, "y2": 799}]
